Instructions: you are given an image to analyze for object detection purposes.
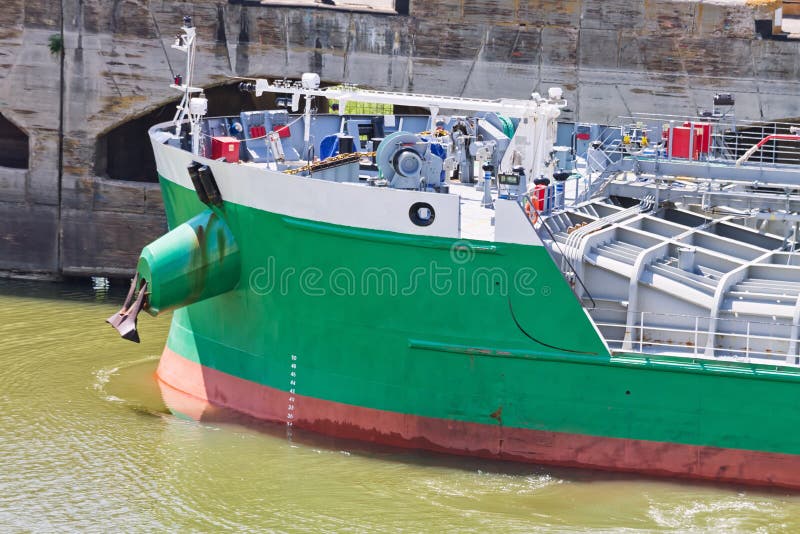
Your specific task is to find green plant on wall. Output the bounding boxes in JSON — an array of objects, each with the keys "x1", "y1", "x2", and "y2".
[{"x1": 49, "y1": 34, "x2": 63, "y2": 55}]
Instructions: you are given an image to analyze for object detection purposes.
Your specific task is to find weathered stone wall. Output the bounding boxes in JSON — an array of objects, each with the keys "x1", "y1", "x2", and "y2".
[
  {"x1": 2, "y1": 0, "x2": 799, "y2": 277},
  {"x1": 0, "y1": 1, "x2": 62, "y2": 276}
]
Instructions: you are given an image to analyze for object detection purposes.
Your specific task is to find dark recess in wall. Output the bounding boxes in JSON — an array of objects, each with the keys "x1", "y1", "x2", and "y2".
[
  {"x1": 0, "y1": 114, "x2": 29, "y2": 169},
  {"x1": 394, "y1": 0, "x2": 408, "y2": 15},
  {"x1": 95, "y1": 104, "x2": 173, "y2": 183},
  {"x1": 755, "y1": 19, "x2": 798, "y2": 41}
]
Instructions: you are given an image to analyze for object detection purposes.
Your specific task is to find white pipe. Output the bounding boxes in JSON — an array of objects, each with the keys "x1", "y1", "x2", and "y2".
[{"x1": 303, "y1": 94, "x2": 312, "y2": 153}]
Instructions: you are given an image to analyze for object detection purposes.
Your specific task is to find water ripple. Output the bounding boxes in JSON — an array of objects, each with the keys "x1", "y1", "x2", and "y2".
[{"x1": 2, "y1": 278, "x2": 800, "y2": 532}]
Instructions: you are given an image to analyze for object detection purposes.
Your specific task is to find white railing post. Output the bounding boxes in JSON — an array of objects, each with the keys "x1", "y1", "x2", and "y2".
[
  {"x1": 746, "y1": 321, "x2": 751, "y2": 362},
  {"x1": 694, "y1": 316, "x2": 699, "y2": 356},
  {"x1": 639, "y1": 311, "x2": 645, "y2": 353}
]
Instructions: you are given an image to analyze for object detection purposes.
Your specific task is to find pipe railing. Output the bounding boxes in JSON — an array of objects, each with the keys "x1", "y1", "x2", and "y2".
[
  {"x1": 589, "y1": 308, "x2": 797, "y2": 365},
  {"x1": 588, "y1": 115, "x2": 800, "y2": 170}
]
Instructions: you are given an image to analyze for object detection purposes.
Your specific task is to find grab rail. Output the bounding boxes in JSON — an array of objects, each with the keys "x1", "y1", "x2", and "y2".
[{"x1": 590, "y1": 308, "x2": 797, "y2": 365}]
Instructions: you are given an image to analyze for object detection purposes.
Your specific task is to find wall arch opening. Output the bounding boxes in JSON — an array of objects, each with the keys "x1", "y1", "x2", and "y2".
[{"x1": 0, "y1": 113, "x2": 29, "y2": 169}]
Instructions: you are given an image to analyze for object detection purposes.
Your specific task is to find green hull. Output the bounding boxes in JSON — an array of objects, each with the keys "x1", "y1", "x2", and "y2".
[{"x1": 152, "y1": 174, "x2": 800, "y2": 488}]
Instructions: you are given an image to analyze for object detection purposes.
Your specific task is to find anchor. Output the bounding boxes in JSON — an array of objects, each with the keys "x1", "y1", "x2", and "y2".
[
  {"x1": 106, "y1": 275, "x2": 148, "y2": 343},
  {"x1": 106, "y1": 273, "x2": 138, "y2": 329}
]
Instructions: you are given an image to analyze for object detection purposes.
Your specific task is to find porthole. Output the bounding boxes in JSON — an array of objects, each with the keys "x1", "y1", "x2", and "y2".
[{"x1": 409, "y1": 202, "x2": 435, "y2": 227}]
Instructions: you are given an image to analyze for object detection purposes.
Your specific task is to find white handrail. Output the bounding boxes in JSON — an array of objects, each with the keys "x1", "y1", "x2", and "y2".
[{"x1": 593, "y1": 308, "x2": 794, "y2": 364}]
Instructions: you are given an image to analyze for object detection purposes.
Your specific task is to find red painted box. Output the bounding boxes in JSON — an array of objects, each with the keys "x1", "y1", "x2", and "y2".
[
  {"x1": 272, "y1": 125, "x2": 291, "y2": 138},
  {"x1": 669, "y1": 127, "x2": 701, "y2": 160},
  {"x1": 532, "y1": 184, "x2": 547, "y2": 211},
  {"x1": 211, "y1": 136, "x2": 240, "y2": 163},
  {"x1": 683, "y1": 121, "x2": 712, "y2": 154}
]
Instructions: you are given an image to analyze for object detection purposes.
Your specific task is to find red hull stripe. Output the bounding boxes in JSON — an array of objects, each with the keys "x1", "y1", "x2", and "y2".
[{"x1": 157, "y1": 347, "x2": 800, "y2": 489}]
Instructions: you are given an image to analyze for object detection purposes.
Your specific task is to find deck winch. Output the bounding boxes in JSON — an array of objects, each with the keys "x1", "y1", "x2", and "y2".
[{"x1": 375, "y1": 131, "x2": 444, "y2": 190}]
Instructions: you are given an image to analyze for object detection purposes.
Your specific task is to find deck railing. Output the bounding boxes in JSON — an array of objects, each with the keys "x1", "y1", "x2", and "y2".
[
  {"x1": 592, "y1": 114, "x2": 800, "y2": 169},
  {"x1": 590, "y1": 307, "x2": 797, "y2": 366}
]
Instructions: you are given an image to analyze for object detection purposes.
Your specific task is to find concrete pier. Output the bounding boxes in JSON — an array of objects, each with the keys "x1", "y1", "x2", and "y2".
[{"x1": 1, "y1": 0, "x2": 798, "y2": 277}]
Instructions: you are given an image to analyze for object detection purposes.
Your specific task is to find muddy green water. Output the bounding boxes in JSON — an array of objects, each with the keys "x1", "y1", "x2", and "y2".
[{"x1": 2, "y1": 278, "x2": 800, "y2": 532}]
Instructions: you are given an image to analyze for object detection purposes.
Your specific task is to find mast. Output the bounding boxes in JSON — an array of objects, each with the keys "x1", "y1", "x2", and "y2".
[{"x1": 170, "y1": 16, "x2": 207, "y2": 156}]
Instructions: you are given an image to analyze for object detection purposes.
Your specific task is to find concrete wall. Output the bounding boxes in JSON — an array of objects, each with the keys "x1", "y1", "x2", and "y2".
[
  {"x1": 1, "y1": 0, "x2": 799, "y2": 277},
  {"x1": 0, "y1": 1, "x2": 62, "y2": 276}
]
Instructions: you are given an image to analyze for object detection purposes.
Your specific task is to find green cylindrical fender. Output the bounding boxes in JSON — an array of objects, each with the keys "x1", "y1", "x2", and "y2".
[{"x1": 136, "y1": 208, "x2": 241, "y2": 315}]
